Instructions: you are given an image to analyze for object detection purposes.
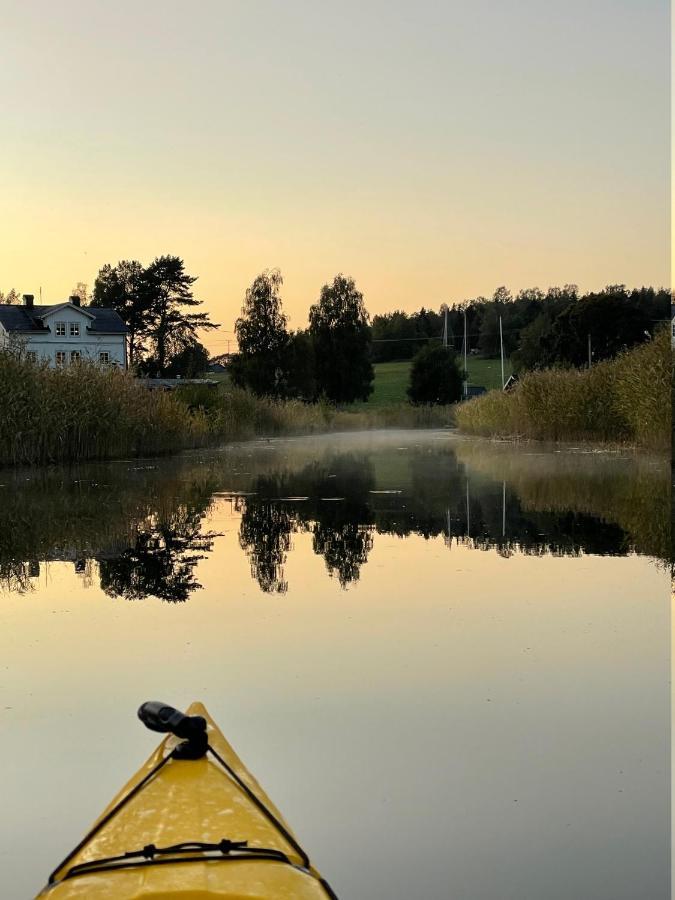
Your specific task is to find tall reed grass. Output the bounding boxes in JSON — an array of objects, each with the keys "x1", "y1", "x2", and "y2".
[
  {"x1": 455, "y1": 328, "x2": 671, "y2": 450},
  {"x1": 0, "y1": 355, "x2": 209, "y2": 466},
  {"x1": 0, "y1": 354, "x2": 455, "y2": 467},
  {"x1": 178, "y1": 384, "x2": 455, "y2": 439}
]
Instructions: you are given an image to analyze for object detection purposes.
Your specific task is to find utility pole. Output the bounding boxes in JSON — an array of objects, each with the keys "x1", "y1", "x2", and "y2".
[
  {"x1": 499, "y1": 315, "x2": 505, "y2": 389},
  {"x1": 442, "y1": 304, "x2": 448, "y2": 348},
  {"x1": 463, "y1": 309, "x2": 468, "y2": 397},
  {"x1": 502, "y1": 481, "x2": 506, "y2": 537},
  {"x1": 587, "y1": 333, "x2": 592, "y2": 370}
]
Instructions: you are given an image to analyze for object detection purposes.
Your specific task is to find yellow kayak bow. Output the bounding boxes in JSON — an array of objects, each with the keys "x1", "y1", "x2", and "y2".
[{"x1": 37, "y1": 702, "x2": 338, "y2": 899}]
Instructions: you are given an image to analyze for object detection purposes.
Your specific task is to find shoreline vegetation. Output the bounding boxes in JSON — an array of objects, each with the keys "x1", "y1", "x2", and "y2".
[
  {"x1": 455, "y1": 329, "x2": 670, "y2": 452},
  {"x1": 0, "y1": 327, "x2": 669, "y2": 467},
  {"x1": 0, "y1": 351, "x2": 454, "y2": 467}
]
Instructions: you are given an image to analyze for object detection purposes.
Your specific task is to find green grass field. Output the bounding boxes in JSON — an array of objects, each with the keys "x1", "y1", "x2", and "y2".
[
  {"x1": 209, "y1": 357, "x2": 512, "y2": 409},
  {"x1": 361, "y1": 357, "x2": 512, "y2": 408}
]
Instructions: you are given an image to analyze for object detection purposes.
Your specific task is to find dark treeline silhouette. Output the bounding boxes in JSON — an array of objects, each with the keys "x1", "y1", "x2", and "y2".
[
  {"x1": 371, "y1": 284, "x2": 670, "y2": 370},
  {"x1": 92, "y1": 256, "x2": 218, "y2": 375},
  {"x1": 231, "y1": 270, "x2": 373, "y2": 403},
  {"x1": 99, "y1": 507, "x2": 218, "y2": 602}
]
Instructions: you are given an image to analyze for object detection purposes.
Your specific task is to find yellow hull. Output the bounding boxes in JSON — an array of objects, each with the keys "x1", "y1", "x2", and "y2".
[{"x1": 38, "y1": 703, "x2": 335, "y2": 899}]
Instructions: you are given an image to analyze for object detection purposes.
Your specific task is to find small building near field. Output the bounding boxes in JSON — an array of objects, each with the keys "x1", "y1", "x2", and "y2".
[
  {"x1": 463, "y1": 385, "x2": 487, "y2": 400},
  {"x1": 0, "y1": 294, "x2": 128, "y2": 368},
  {"x1": 137, "y1": 378, "x2": 219, "y2": 391}
]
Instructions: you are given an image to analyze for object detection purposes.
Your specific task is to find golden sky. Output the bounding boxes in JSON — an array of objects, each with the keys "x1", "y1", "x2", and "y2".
[{"x1": 0, "y1": 1, "x2": 669, "y2": 353}]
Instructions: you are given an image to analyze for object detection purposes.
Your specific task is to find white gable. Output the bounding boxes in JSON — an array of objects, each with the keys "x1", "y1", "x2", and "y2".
[{"x1": 39, "y1": 303, "x2": 95, "y2": 323}]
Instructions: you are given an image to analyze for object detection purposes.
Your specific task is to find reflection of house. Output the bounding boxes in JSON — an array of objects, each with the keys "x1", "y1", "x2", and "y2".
[{"x1": 0, "y1": 294, "x2": 128, "y2": 368}]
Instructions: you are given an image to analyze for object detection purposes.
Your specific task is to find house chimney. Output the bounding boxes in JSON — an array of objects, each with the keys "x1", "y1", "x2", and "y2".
[
  {"x1": 69, "y1": 295, "x2": 81, "y2": 307},
  {"x1": 23, "y1": 294, "x2": 34, "y2": 308}
]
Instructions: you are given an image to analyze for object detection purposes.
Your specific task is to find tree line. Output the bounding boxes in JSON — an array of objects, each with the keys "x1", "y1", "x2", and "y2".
[
  {"x1": 3, "y1": 268, "x2": 668, "y2": 386},
  {"x1": 231, "y1": 269, "x2": 374, "y2": 403},
  {"x1": 372, "y1": 284, "x2": 670, "y2": 371}
]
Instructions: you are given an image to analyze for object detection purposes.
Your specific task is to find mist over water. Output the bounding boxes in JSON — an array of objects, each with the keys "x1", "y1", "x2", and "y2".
[
  {"x1": 1, "y1": 430, "x2": 668, "y2": 598},
  {"x1": 0, "y1": 431, "x2": 669, "y2": 899}
]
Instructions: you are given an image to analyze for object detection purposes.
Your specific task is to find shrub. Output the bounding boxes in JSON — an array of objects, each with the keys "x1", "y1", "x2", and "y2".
[{"x1": 407, "y1": 345, "x2": 463, "y2": 405}]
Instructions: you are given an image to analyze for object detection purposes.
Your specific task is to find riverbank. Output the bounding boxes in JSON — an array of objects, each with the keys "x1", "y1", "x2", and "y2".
[
  {"x1": 176, "y1": 382, "x2": 455, "y2": 441},
  {"x1": 0, "y1": 352, "x2": 455, "y2": 466},
  {"x1": 455, "y1": 329, "x2": 670, "y2": 451}
]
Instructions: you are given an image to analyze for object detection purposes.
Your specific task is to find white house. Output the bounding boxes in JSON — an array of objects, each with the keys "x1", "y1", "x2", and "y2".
[{"x1": 0, "y1": 294, "x2": 128, "y2": 368}]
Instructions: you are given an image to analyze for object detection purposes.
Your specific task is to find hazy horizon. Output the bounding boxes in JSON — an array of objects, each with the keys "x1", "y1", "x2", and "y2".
[{"x1": 0, "y1": 0, "x2": 669, "y2": 353}]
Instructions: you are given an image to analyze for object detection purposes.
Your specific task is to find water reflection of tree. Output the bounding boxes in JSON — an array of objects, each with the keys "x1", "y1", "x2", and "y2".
[
  {"x1": 0, "y1": 461, "x2": 220, "y2": 600},
  {"x1": 368, "y1": 447, "x2": 637, "y2": 557},
  {"x1": 312, "y1": 522, "x2": 373, "y2": 587},
  {"x1": 98, "y1": 506, "x2": 218, "y2": 602},
  {"x1": 306, "y1": 457, "x2": 375, "y2": 587},
  {"x1": 238, "y1": 498, "x2": 294, "y2": 593},
  {"x1": 453, "y1": 442, "x2": 669, "y2": 562},
  {"x1": 238, "y1": 456, "x2": 376, "y2": 591},
  {"x1": 0, "y1": 561, "x2": 35, "y2": 594},
  {"x1": 1, "y1": 438, "x2": 668, "y2": 601}
]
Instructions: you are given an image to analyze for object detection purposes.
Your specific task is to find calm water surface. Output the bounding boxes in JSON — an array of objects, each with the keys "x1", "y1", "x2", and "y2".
[{"x1": 0, "y1": 430, "x2": 669, "y2": 899}]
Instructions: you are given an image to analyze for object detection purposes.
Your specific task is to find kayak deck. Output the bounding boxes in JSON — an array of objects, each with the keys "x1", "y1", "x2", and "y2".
[{"x1": 38, "y1": 703, "x2": 336, "y2": 899}]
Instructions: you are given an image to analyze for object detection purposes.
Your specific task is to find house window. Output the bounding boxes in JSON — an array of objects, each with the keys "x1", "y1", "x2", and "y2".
[
  {"x1": 55, "y1": 322, "x2": 66, "y2": 336},
  {"x1": 26, "y1": 351, "x2": 37, "y2": 363},
  {"x1": 69, "y1": 323, "x2": 80, "y2": 337},
  {"x1": 70, "y1": 351, "x2": 81, "y2": 363},
  {"x1": 55, "y1": 352, "x2": 66, "y2": 366},
  {"x1": 99, "y1": 352, "x2": 110, "y2": 364}
]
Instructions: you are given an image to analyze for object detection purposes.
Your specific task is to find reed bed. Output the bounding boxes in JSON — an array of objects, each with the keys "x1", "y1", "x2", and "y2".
[
  {"x1": 455, "y1": 329, "x2": 671, "y2": 451},
  {"x1": 177, "y1": 384, "x2": 455, "y2": 440},
  {"x1": 0, "y1": 355, "x2": 209, "y2": 466},
  {"x1": 0, "y1": 355, "x2": 455, "y2": 467}
]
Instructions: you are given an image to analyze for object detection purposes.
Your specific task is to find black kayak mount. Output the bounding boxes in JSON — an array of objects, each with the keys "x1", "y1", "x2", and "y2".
[{"x1": 138, "y1": 702, "x2": 208, "y2": 759}]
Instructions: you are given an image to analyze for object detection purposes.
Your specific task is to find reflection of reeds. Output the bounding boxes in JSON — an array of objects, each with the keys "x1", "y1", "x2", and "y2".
[
  {"x1": 0, "y1": 461, "x2": 220, "y2": 592},
  {"x1": 0, "y1": 355, "x2": 209, "y2": 465},
  {"x1": 455, "y1": 329, "x2": 671, "y2": 450},
  {"x1": 454, "y1": 441, "x2": 669, "y2": 562},
  {"x1": 2, "y1": 434, "x2": 668, "y2": 599}
]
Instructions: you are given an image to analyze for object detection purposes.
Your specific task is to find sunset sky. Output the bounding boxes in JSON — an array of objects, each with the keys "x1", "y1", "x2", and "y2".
[{"x1": 1, "y1": 0, "x2": 669, "y2": 353}]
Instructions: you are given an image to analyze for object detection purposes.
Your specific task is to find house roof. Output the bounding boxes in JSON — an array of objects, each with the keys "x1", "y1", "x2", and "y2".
[{"x1": 0, "y1": 303, "x2": 128, "y2": 335}]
